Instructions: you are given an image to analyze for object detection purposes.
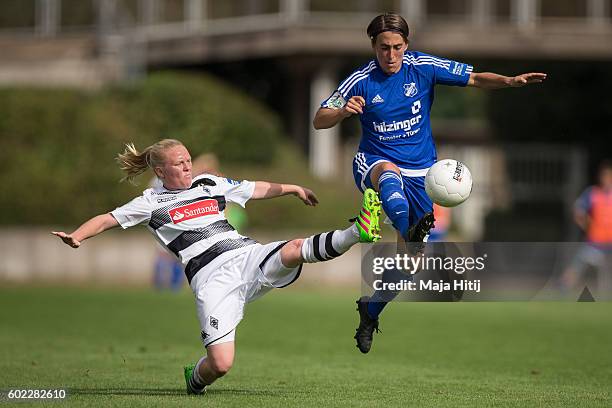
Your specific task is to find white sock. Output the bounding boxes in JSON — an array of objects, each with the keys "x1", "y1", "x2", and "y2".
[
  {"x1": 333, "y1": 224, "x2": 360, "y2": 253},
  {"x1": 301, "y1": 225, "x2": 359, "y2": 263},
  {"x1": 192, "y1": 356, "x2": 207, "y2": 387}
]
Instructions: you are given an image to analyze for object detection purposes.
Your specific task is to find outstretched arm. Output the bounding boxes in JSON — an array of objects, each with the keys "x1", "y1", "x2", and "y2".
[
  {"x1": 52, "y1": 213, "x2": 119, "y2": 248},
  {"x1": 468, "y1": 72, "x2": 547, "y2": 89},
  {"x1": 251, "y1": 181, "x2": 319, "y2": 206}
]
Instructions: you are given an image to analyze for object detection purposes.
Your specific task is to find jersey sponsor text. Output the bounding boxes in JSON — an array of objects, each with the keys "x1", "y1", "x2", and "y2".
[
  {"x1": 373, "y1": 115, "x2": 422, "y2": 133},
  {"x1": 169, "y1": 199, "x2": 220, "y2": 224}
]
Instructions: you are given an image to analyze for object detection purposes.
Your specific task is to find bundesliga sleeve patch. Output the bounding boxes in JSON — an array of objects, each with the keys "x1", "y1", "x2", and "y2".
[
  {"x1": 324, "y1": 91, "x2": 347, "y2": 109},
  {"x1": 451, "y1": 62, "x2": 466, "y2": 76}
]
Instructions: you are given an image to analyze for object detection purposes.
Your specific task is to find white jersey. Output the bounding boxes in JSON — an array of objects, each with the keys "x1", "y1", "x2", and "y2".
[{"x1": 111, "y1": 174, "x2": 256, "y2": 284}]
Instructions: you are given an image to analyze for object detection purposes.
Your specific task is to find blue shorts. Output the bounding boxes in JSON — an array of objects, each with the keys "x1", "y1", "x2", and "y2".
[{"x1": 353, "y1": 151, "x2": 433, "y2": 227}]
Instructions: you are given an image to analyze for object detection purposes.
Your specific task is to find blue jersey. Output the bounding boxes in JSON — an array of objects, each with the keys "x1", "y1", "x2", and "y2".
[{"x1": 321, "y1": 51, "x2": 473, "y2": 170}]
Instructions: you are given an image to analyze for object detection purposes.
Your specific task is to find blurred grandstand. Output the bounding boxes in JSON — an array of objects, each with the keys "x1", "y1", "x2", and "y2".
[{"x1": 0, "y1": 0, "x2": 610, "y2": 283}]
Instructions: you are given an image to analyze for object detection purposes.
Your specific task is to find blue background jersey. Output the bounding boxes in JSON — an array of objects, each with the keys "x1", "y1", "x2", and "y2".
[{"x1": 322, "y1": 51, "x2": 473, "y2": 170}]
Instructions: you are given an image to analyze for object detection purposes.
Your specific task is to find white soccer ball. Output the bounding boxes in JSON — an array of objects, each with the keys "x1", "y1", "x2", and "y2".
[{"x1": 425, "y1": 159, "x2": 473, "y2": 207}]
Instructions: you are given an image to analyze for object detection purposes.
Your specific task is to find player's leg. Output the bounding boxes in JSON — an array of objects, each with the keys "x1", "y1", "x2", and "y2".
[
  {"x1": 353, "y1": 153, "x2": 410, "y2": 238},
  {"x1": 280, "y1": 188, "x2": 382, "y2": 268},
  {"x1": 347, "y1": 160, "x2": 411, "y2": 353},
  {"x1": 185, "y1": 342, "x2": 234, "y2": 394},
  {"x1": 356, "y1": 162, "x2": 411, "y2": 325},
  {"x1": 370, "y1": 162, "x2": 411, "y2": 238},
  {"x1": 355, "y1": 174, "x2": 435, "y2": 353},
  {"x1": 185, "y1": 257, "x2": 246, "y2": 395},
  {"x1": 560, "y1": 244, "x2": 603, "y2": 291},
  {"x1": 404, "y1": 175, "x2": 435, "y2": 247}
]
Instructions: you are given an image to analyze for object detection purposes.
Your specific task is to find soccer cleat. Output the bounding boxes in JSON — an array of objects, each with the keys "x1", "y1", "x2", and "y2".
[
  {"x1": 354, "y1": 189, "x2": 382, "y2": 243},
  {"x1": 354, "y1": 296, "x2": 380, "y2": 354},
  {"x1": 184, "y1": 364, "x2": 206, "y2": 395},
  {"x1": 404, "y1": 212, "x2": 435, "y2": 253}
]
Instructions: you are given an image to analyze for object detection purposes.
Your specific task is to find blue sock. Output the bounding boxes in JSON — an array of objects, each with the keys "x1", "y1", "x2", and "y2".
[
  {"x1": 367, "y1": 267, "x2": 407, "y2": 319},
  {"x1": 378, "y1": 171, "x2": 410, "y2": 237},
  {"x1": 367, "y1": 299, "x2": 388, "y2": 319}
]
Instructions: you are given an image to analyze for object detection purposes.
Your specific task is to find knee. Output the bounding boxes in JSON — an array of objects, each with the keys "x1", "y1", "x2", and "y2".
[
  {"x1": 280, "y1": 239, "x2": 304, "y2": 268},
  {"x1": 288, "y1": 239, "x2": 304, "y2": 254},
  {"x1": 378, "y1": 162, "x2": 400, "y2": 174},
  {"x1": 209, "y1": 355, "x2": 233, "y2": 377},
  {"x1": 283, "y1": 239, "x2": 304, "y2": 258},
  {"x1": 371, "y1": 162, "x2": 401, "y2": 189}
]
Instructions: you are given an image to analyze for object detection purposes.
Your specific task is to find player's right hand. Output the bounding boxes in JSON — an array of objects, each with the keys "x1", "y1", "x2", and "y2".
[
  {"x1": 342, "y1": 96, "x2": 366, "y2": 117},
  {"x1": 51, "y1": 231, "x2": 81, "y2": 248}
]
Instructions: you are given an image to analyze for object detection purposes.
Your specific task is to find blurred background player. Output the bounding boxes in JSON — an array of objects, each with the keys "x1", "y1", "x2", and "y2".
[
  {"x1": 428, "y1": 204, "x2": 451, "y2": 242},
  {"x1": 560, "y1": 160, "x2": 612, "y2": 294},
  {"x1": 52, "y1": 139, "x2": 382, "y2": 394},
  {"x1": 313, "y1": 12, "x2": 547, "y2": 353},
  {"x1": 152, "y1": 152, "x2": 249, "y2": 290}
]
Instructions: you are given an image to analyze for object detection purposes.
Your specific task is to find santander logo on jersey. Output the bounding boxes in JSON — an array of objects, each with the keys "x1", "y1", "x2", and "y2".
[{"x1": 169, "y1": 199, "x2": 219, "y2": 224}]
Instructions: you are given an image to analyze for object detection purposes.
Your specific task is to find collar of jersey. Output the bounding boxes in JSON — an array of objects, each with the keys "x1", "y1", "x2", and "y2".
[{"x1": 154, "y1": 177, "x2": 217, "y2": 195}]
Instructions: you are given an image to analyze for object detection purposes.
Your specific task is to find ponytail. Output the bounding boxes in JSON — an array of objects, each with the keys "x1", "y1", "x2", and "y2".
[{"x1": 116, "y1": 139, "x2": 183, "y2": 184}]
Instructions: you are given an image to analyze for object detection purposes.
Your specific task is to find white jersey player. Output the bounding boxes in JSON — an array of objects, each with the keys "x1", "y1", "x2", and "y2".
[{"x1": 52, "y1": 139, "x2": 383, "y2": 395}]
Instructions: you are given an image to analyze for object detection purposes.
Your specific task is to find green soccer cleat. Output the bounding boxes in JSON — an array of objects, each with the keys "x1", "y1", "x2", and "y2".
[
  {"x1": 355, "y1": 189, "x2": 382, "y2": 243},
  {"x1": 184, "y1": 363, "x2": 206, "y2": 395}
]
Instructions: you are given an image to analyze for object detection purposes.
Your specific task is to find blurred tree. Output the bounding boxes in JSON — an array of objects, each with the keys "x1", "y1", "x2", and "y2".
[{"x1": 0, "y1": 72, "x2": 283, "y2": 225}]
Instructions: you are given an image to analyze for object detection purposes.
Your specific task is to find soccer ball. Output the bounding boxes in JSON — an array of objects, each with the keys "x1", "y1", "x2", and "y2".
[{"x1": 425, "y1": 159, "x2": 473, "y2": 207}]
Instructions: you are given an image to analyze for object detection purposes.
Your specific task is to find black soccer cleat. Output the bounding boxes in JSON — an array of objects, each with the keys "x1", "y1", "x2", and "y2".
[
  {"x1": 404, "y1": 212, "x2": 435, "y2": 254},
  {"x1": 354, "y1": 296, "x2": 380, "y2": 354}
]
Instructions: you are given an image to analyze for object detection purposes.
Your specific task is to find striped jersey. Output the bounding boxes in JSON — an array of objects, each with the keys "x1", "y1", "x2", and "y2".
[
  {"x1": 321, "y1": 51, "x2": 473, "y2": 170},
  {"x1": 111, "y1": 174, "x2": 256, "y2": 284}
]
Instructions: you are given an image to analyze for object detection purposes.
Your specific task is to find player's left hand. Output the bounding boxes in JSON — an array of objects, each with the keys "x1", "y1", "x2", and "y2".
[
  {"x1": 294, "y1": 187, "x2": 319, "y2": 206},
  {"x1": 509, "y1": 72, "x2": 547, "y2": 87}
]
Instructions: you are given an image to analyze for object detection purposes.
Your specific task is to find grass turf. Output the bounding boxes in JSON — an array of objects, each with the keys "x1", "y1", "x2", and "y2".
[{"x1": 0, "y1": 287, "x2": 610, "y2": 407}]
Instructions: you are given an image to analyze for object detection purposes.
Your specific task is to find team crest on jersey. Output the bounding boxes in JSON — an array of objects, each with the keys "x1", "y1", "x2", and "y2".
[
  {"x1": 210, "y1": 316, "x2": 219, "y2": 330},
  {"x1": 168, "y1": 199, "x2": 219, "y2": 224},
  {"x1": 403, "y1": 82, "x2": 418, "y2": 97}
]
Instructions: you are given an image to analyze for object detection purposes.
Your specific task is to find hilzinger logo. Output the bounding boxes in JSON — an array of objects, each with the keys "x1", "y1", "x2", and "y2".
[
  {"x1": 373, "y1": 115, "x2": 422, "y2": 133},
  {"x1": 168, "y1": 199, "x2": 219, "y2": 224},
  {"x1": 372, "y1": 100, "x2": 422, "y2": 136}
]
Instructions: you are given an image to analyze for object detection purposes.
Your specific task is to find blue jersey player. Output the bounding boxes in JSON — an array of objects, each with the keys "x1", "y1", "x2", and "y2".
[{"x1": 313, "y1": 13, "x2": 546, "y2": 353}]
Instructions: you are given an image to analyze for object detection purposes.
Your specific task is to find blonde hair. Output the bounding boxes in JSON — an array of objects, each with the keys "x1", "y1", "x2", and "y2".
[{"x1": 116, "y1": 139, "x2": 183, "y2": 183}]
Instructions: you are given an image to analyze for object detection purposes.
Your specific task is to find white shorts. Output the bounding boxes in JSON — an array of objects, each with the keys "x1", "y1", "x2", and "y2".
[{"x1": 192, "y1": 241, "x2": 302, "y2": 347}]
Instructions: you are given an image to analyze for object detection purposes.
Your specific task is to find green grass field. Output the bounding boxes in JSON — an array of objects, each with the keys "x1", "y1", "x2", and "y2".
[{"x1": 1, "y1": 287, "x2": 611, "y2": 407}]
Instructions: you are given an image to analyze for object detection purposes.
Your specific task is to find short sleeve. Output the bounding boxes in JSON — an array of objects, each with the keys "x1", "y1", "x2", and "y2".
[
  {"x1": 575, "y1": 187, "x2": 593, "y2": 214},
  {"x1": 411, "y1": 52, "x2": 473, "y2": 87},
  {"x1": 206, "y1": 175, "x2": 255, "y2": 208},
  {"x1": 110, "y1": 194, "x2": 152, "y2": 229},
  {"x1": 321, "y1": 90, "x2": 348, "y2": 109},
  {"x1": 320, "y1": 61, "x2": 375, "y2": 108}
]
